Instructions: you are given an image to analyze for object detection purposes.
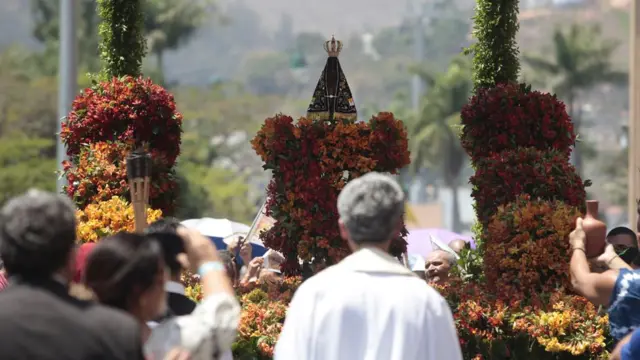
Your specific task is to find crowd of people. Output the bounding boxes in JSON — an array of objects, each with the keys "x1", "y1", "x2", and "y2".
[{"x1": 4, "y1": 173, "x2": 640, "y2": 359}]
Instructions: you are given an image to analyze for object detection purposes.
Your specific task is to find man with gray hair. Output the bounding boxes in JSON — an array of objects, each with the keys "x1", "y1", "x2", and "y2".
[
  {"x1": 275, "y1": 173, "x2": 462, "y2": 360},
  {"x1": 0, "y1": 190, "x2": 144, "y2": 360}
]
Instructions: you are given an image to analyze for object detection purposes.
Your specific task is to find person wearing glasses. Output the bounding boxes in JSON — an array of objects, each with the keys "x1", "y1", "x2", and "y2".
[{"x1": 607, "y1": 227, "x2": 640, "y2": 269}]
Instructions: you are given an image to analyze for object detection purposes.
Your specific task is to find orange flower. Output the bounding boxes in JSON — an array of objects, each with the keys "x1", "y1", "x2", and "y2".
[
  {"x1": 76, "y1": 196, "x2": 162, "y2": 243},
  {"x1": 485, "y1": 195, "x2": 581, "y2": 301}
]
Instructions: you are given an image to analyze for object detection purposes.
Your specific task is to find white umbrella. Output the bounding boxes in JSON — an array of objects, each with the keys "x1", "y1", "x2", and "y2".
[{"x1": 180, "y1": 218, "x2": 259, "y2": 245}]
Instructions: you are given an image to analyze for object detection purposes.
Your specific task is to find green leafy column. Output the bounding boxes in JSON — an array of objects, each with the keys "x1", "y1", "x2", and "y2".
[
  {"x1": 97, "y1": 0, "x2": 146, "y2": 78},
  {"x1": 469, "y1": 0, "x2": 520, "y2": 90}
]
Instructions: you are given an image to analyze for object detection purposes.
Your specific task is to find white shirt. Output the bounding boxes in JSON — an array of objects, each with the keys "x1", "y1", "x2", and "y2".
[
  {"x1": 165, "y1": 280, "x2": 185, "y2": 295},
  {"x1": 274, "y1": 247, "x2": 463, "y2": 360},
  {"x1": 145, "y1": 293, "x2": 240, "y2": 360}
]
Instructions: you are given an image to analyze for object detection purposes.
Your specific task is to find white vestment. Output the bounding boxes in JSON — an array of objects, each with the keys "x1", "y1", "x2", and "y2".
[{"x1": 274, "y1": 247, "x2": 463, "y2": 360}]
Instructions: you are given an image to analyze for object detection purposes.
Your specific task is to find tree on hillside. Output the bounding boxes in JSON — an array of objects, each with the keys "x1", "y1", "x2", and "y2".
[
  {"x1": 409, "y1": 56, "x2": 472, "y2": 232},
  {"x1": 30, "y1": 0, "x2": 100, "y2": 74},
  {"x1": 523, "y1": 23, "x2": 626, "y2": 175},
  {"x1": 144, "y1": 0, "x2": 215, "y2": 79},
  {"x1": 29, "y1": 0, "x2": 213, "y2": 78}
]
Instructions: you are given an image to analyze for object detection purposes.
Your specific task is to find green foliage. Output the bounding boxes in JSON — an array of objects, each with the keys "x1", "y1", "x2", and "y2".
[
  {"x1": 452, "y1": 242, "x2": 485, "y2": 283},
  {"x1": 409, "y1": 56, "x2": 471, "y2": 178},
  {"x1": 176, "y1": 163, "x2": 254, "y2": 223},
  {"x1": 97, "y1": 0, "x2": 146, "y2": 78},
  {"x1": 174, "y1": 83, "x2": 277, "y2": 221},
  {"x1": 469, "y1": 0, "x2": 520, "y2": 90},
  {"x1": 0, "y1": 136, "x2": 56, "y2": 205},
  {"x1": 0, "y1": 48, "x2": 58, "y2": 144}
]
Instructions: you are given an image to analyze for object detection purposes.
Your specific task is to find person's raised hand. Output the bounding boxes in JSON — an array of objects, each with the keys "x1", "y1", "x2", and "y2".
[
  {"x1": 239, "y1": 238, "x2": 252, "y2": 264},
  {"x1": 569, "y1": 217, "x2": 587, "y2": 251},
  {"x1": 247, "y1": 257, "x2": 263, "y2": 275},
  {"x1": 594, "y1": 244, "x2": 618, "y2": 267},
  {"x1": 226, "y1": 236, "x2": 239, "y2": 255},
  {"x1": 176, "y1": 227, "x2": 219, "y2": 272},
  {"x1": 248, "y1": 257, "x2": 263, "y2": 270}
]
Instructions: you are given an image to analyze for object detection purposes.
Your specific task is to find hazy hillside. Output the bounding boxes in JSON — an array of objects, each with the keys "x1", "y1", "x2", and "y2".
[
  {"x1": 0, "y1": 0, "x2": 40, "y2": 49},
  {"x1": 0, "y1": 0, "x2": 630, "y2": 83},
  {"x1": 218, "y1": 0, "x2": 412, "y2": 34}
]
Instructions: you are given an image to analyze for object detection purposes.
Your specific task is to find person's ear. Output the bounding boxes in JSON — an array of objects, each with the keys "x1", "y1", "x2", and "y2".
[{"x1": 338, "y1": 219, "x2": 349, "y2": 242}]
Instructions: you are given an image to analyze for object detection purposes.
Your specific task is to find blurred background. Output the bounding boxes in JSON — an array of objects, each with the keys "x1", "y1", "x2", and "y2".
[{"x1": 0, "y1": 0, "x2": 631, "y2": 235}]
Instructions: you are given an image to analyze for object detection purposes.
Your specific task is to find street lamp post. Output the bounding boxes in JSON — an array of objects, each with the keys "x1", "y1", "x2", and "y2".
[{"x1": 57, "y1": 0, "x2": 77, "y2": 193}]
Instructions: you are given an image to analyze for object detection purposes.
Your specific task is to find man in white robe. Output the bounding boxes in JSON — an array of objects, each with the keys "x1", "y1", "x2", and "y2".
[{"x1": 274, "y1": 172, "x2": 463, "y2": 360}]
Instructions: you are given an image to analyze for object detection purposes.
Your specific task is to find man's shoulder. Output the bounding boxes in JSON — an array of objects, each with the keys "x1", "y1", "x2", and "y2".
[{"x1": 87, "y1": 302, "x2": 140, "y2": 327}]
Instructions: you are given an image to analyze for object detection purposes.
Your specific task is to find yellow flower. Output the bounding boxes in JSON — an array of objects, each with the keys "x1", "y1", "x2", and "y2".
[{"x1": 76, "y1": 196, "x2": 162, "y2": 243}]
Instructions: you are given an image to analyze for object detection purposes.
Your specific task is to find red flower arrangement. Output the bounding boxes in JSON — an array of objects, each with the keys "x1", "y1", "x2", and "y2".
[
  {"x1": 460, "y1": 83, "x2": 576, "y2": 162},
  {"x1": 62, "y1": 76, "x2": 183, "y2": 166},
  {"x1": 61, "y1": 76, "x2": 182, "y2": 214},
  {"x1": 485, "y1": 195, "x2": 582, "y2": 300},
  {"x1": 62, "y1": 141, "x2": 177, "y2": 213},
  {"x1": 252, "y1": 113, "x2": 410, "y2": 274},
  {"x1": 470, "y1": 147, "x2": 586, "y2": 224}
]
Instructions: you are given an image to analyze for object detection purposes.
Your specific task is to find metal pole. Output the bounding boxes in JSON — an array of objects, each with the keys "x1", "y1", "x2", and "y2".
[{"x1": 57, "y1": 0, "x2": 77, "y2": 193}]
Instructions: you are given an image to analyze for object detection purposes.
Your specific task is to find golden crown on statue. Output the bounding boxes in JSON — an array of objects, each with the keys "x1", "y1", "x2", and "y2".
[{"x1": 323, "y1": 36, "x2": 343, "y2": 57}]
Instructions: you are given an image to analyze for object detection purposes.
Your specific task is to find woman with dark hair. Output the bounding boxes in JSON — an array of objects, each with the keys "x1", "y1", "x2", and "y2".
[
  {"x1": 86, "y1": 229, "x2": 240, "y2": 360},
  {"x1": 85, "y1": 232, "x2": 167, "y2": 341}
]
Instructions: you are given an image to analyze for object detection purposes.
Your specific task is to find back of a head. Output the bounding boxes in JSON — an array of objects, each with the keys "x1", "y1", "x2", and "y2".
[
  {"x1": 145, "y1": 218, "x2": 184, "y2": 276},
  {"x1": 145, "y1": 217, "x2": 181, "y2": 235},
  {"x1": 449, "y1": 239, "x2": 470, "y2": 253},
  {"x1": 433, "y1": 249, "x2": 456, "y2": 265},
  {"x1": 337, "y1": 172, "x2": 405, "y2": 245},
  {"x1": 607, "y1": 226, "x2": 638, "y2": 247},
  {"x1": 85, "y1": 232, "x2": 163, "y2": 310},
  {"x1": 145, "y1": 232, "x2": 184, "y2": 276},
  {"x1": 0, "y1": 189, "x2": 77, "y2": 279}
]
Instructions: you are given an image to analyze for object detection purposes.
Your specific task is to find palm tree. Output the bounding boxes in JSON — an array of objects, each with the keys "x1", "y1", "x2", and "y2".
[
  {"x1": 522, "y1": 24, "x2": 627, "y2": 175},
  {"x1": 409, "y1": 56, "x2": 472, "y2": 232}
]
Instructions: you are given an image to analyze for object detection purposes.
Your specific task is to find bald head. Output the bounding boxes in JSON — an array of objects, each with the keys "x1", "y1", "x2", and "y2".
[{"x1": 449, "y1": 239, "x2": 470, "y2": 254}]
